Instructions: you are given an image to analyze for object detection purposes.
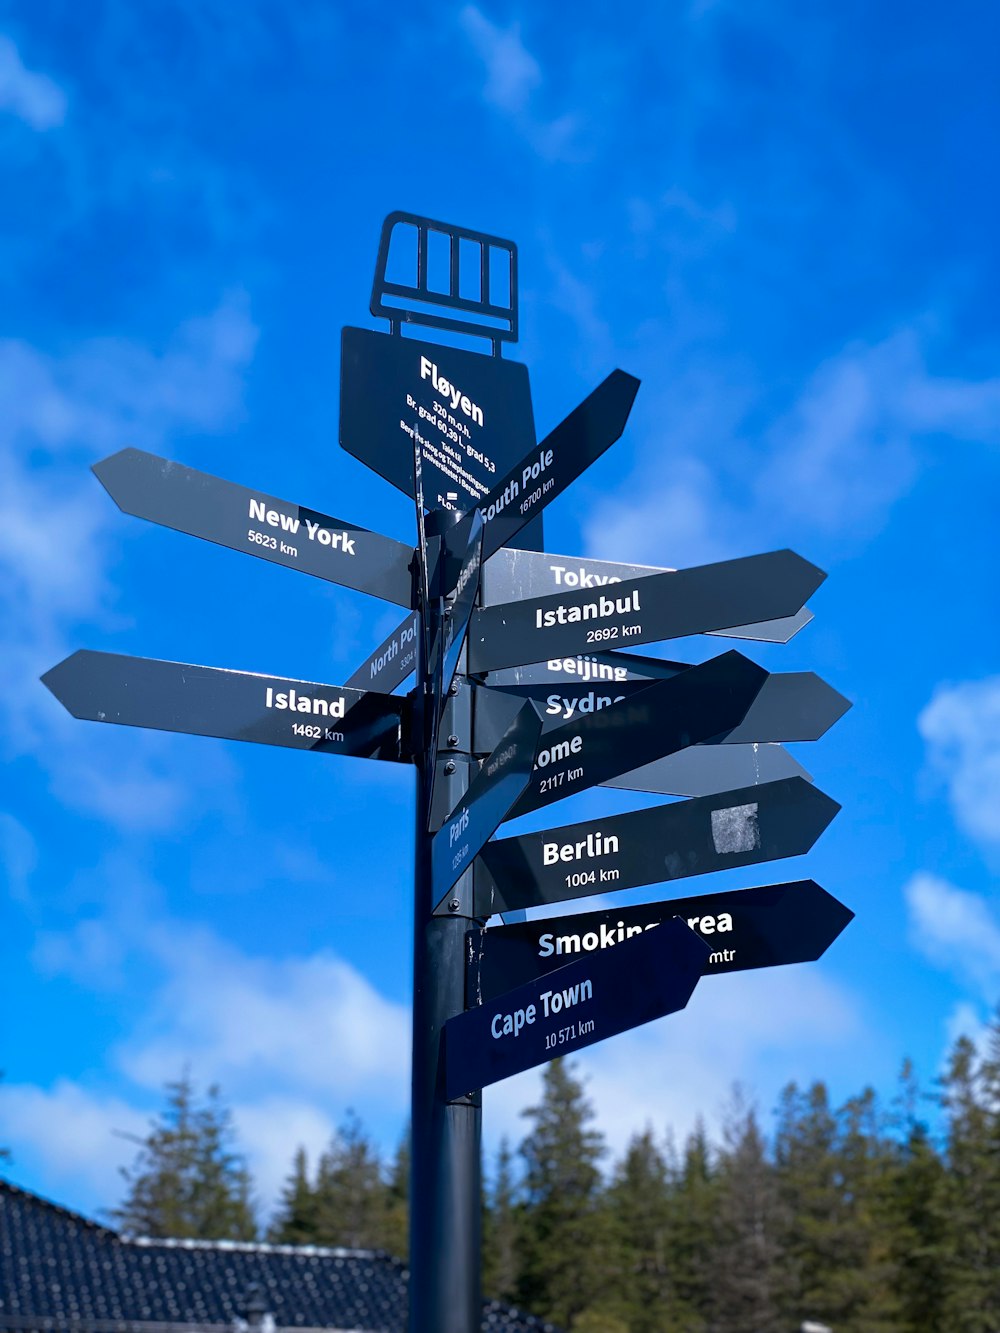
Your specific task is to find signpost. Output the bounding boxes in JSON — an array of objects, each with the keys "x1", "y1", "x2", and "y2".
[
  {"x1": 474, "y1": 776, "x2": 841, "y2": 914},
  {"x1": 467, "y1": 880, "x2": 854, "y2": 1002},
  {"x1": 43, "y1": 211, "x2": 850, "y2": 1333}
]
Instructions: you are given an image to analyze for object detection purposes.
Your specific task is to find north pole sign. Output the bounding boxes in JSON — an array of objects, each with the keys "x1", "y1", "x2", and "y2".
[{"x1": 43, "y1": 211, "x2": 849, "y2": 1333}]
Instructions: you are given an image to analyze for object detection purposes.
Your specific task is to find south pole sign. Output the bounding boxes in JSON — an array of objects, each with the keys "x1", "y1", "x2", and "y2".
[{"x1": 43, "y1": 212, "x2": 850, "y2": 1333}]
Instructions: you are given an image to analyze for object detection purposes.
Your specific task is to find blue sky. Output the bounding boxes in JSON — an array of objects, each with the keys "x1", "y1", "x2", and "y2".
[{"x1": 2, "y1": 0, "x2": 999, "y2": 1224}]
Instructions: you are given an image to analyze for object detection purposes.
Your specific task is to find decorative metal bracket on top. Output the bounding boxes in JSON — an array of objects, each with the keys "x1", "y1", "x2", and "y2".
[{"x1": 370, "y1": 211, "x2": 518, "y2": 356}]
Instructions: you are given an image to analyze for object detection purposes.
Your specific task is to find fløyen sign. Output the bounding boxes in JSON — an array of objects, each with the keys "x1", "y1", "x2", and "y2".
[{"x1": 43, "y1": 210, "x2": 850, "y2": 1333}]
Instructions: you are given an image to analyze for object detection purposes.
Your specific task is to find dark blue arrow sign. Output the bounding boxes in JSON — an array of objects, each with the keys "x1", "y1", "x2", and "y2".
[
  {"x1": 444, "y1": 916, "x2": 708, "y2": 1099},
  {"x1": 42, "y1": 650, "x2": 407, "y2": 763},
  {"x1": 605, "y1": 742, "x2": 813, "y2": 798},
  {"x1": 92, "y1": 449, "x2": 415, "y2": 608},
  {"x1": 507, "y1": 650, "x2": 768, "y2": 819},
  {"x1": 438, "y1": 509, "x2": 485, "y2": 703},
  {"x1": 467, "y1": 880, "x2": 854, "y2": 1003},
  {"x1": 340, "y1": 327, "x2": 537, "y2": 514},
  {"x1": 477, "y1": 371, "x2": 640, "y2": 560},
  {"x1": 475, "y1": 776, "x2": 840, "y2": 915},
  {"x1": 468, "y1": 549, "x2": 825, "y2": 673},
  {"x1": 471, "y1": 669, "x2": 850, "y2": 753},
  {"x1": 431, "y1": 703, "x2": 542, "y2": 905},
  {"x1": 346, "y1": 611, "x2": 421, "y2": 693},
  {"x1": 481, "y1": 546, "x2": 813, "y2": 645}
]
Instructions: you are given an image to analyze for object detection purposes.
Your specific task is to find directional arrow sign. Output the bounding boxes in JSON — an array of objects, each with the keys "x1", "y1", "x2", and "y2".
[
  {"x1": 346, "y1": 611, "x2": 421, "y2": 694},
  {"x1": 93, "y1": 449, "x2": 415, "y2": 608},
  {"x1": 467, "y1": 880, "x2": 853, "y2": 1004},
  {"x1": 475, "y1": 776, "x2": 839, "y2": 914},
  {"x1": 438, "y1": 509, "x2": 485, "y2": 702},
  {"x1": 42, "y1": 650, "x2": 407, "y2": 762},
  {"x1": 484, "y1": 646, "x2": 688, "y2": 690},
  {"x1": 472, "y1": 670, "x2": 850, "y2": 753},
  {"x1": 477, "y1": 371, "x2": 640, "y2": 560},
  {"x1": 468, "y1": 549, "x2": 825, "y2": 674},
  {"x1": 481, "y1": 547, "x2": 813, "y2": 645},
  {"x1": 444, "y1": 916, "x2": 708, "y2": 1099},
  {"x1": 605, "y1": 743, "x2": 813, "y2": 798},
  {"x1": 506, "y1": 650, "x2": 768, "y2": 820},
  {"x1": 431, "y1": 703, "x2": 542, "y2": 904},
  {"x1": 340, "y1": 328, "x2": 537, "y2": 513}
]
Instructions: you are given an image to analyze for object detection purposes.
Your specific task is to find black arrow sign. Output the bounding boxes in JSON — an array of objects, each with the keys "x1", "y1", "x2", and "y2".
[
  {"x1": 472, "y1": 671, "x2": 850, "y2": 753},
  {"x1": 477, "y1": 371, "x2": 640, "y2": 560},
  {"x1": 475, "y1": 776, "x2": 839, "y2": 914},
  {"x1": 467, "y1": 880, "x2": 853, "y2": 1004},
  {"x1": 444, "y1": 916, "x2": 708, "y2": 1099},
  {"x1": 438, "y1": 509, "x2": 485, "y2": 703},
  {"x1": 605, "y1": 742, "x2": 813, "y2": 798},
  {"x1": 93, "y1": 449, "x2": 415, "y2": 608},
  {"x1": 506, "y1": 650, "x2": 768, "y2": 820},
  {"x1": 468, "y1": 549, "x2": 825, "y2": 674},
  {"x1": 431, "y1": 703, "x2": 542, "y2": 905},
  {"x1": 340, "y1": 328, "x2": 537, "y2": 513},
  {"x1": 42, "y1": 650, "x2": 407, "y2": 762},
  {"x1": 481, "y1": 546, "x2": 813, "y2": 645},
  {"x1": 346, "y1": 611, "x2": 421, "y2": 694}
]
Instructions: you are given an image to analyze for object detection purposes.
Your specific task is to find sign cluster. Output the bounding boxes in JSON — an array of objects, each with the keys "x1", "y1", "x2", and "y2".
[{"x1": 43, "y1": 209, "x2": 851, "y2": 1113}]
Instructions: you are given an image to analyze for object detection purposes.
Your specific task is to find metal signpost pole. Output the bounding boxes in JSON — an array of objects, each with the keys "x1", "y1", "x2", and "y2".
[
  {"x1": 409, "y1": 512, "x2": 481, "y2": 1333},
  {"x1": 42, "y1": 210, "x2": 852, "y2": 1333}
]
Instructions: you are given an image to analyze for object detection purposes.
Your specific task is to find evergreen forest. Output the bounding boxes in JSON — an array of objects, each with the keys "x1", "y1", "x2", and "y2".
[{"x1": 102, "y1": 1012, "x2": 1000, "y2": 1333}]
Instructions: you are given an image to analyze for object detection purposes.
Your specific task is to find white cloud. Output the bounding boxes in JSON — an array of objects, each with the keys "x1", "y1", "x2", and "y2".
[
  {"x1": 904, "y1": 871, "x2": 1000, "y2": 995},
  {"x1": 33, "y1": 916, "x2": 127, "y2": 989},
  {"x1": 0, "y1": 33, "x2": 66, "y2": 130},
  {"x1": 458, "y1": 6, "x2": 581, "y2": 160},
  {"x1": 0, "y1": 812, "x2": 37, "y2": 906},
  {"x1": 585, "y1": 456, "x2": 734, "y2": 568},
  {"x1": 584, "y1": 327, "x2": 1000, "y2": 570},
  {"x1": 0, "y1": 1080, "x2": 147, "y2": 1204},
  {"x1": 944, "y1": 1000, "x2": 990, "y2": 1059},
  {"x1": 234, "y1": 1097, "x2": 337, "y2": 1220},
  {"x1": 0, "y1": 293, "x2": 257, "y2": 831},
  {"x1": 918, "y1": 677, "x2": 1000, "y2": 851},
  {"x1": 459, "y1": 6, "x2": 541, "y2": 114},
  {"x1": 115, "y1": 920, "x2": 409, "y2": 1103}
]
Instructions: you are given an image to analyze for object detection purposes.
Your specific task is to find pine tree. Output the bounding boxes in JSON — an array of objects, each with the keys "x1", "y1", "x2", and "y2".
[
  {"x1": 483, "y1": 1137, "x2": 520, "y2": 1303},
  {"x1": 313, "y1": 1111, "x2": 387, "y2": 1249},
  {"x1": 882, "y1": 1060, "x2": 950, "y2": 1333},
  {"x1": 112, "y1": 1071, "x2": 256, "y2": 1240},
  {"x1": 379, "y1": 1125, "x2": 409, "y2": 1260},
  {"x1": 516, "y1": 1059, "x2": 614, "y2": 1330},
  {"x1": 938, "y1": 1027, "x2": 1000, "y2": 1331},
  {"x1": 774, "y1": 1081, "x2": 900, "y2": 1333},
  {"x1": 606, "y1": 1127, "x2": 675, "y2": 1333},
  {"x1": 269, "y1": 1146, "x2": 319, "y2": 1243},
  {"x1": 773, "y1": 1080, "x2": 842, "y2": 1328},
  {"x1": 668, "y1": 1119, "x2": 715, "y2": 1331},
  {"x1": 708, "y1": 1090, "x2": 784, "y2": 1333}
]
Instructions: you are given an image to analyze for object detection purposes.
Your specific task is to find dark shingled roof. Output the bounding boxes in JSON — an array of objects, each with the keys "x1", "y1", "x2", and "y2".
[{"x1": 0, "y1": 1179, "x2": 561, "y2": 1333}]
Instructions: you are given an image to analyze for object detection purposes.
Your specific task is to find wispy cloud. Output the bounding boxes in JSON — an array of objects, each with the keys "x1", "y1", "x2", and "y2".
[
  {"x1": 458, "y1": 6, "x2": 581, "y2": 160},
  {"x1": 458, "y1": 6, "x2": 540, "y2": 115},
  {"x1": 1, "y1": 293, "x2": 257, "y2": 831},
  {"x1": 0, "y1": 812, "x2": 37, "y2": 907},
  {"x1": 585, "y1": 326, "x2": 1000, "y2": 569},
  {"x1": 918, "y1": 677, "x2": 1000, "y2": 852},
  {"x1": 904, "y1": 871, "x2": 1000, "y2": 995},
  {"x1": 117, "y1": 925, "x2": 410, "y2": 1103},
  {"x1": 0, "y1": 1080, "x2": 147, "y2": 1205},
  {"x1": 0, "y1": 33, "x2": 66, "y2": 130}
]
